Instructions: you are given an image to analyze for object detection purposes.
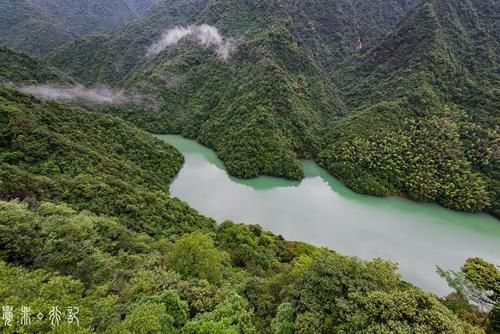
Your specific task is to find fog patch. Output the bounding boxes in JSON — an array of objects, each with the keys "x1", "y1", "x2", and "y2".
[
  {"x1": 147, "y1": 24, "x2": 236, "y2": 61},
  {"x1": 19, "y1": 84, "x2": 147, "y2": 105}
]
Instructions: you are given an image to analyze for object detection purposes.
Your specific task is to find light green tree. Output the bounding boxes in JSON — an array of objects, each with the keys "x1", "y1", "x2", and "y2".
[
  {"x1": 271, "y1": 303, "x2": 294, "y2": 334},
  {"x1": 167, "y1": 232, "x2": 226, "y2": 284}
]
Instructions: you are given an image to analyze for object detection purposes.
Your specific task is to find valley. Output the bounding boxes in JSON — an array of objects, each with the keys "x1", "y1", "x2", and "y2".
[
  {"x1": 159, "y1": 134, "x2": 500, "y2": 296},
  {"x1": 0, "y1": 0, "x2": 499, "y2": 332}
]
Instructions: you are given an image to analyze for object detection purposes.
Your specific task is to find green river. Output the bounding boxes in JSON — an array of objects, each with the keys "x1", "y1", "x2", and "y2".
[{"x1": 157, "y1": 134, "x2": 500, "y2": 295}]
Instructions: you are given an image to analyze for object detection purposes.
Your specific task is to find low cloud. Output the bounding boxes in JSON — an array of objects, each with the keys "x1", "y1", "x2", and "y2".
[
  {"x1": 147, "y1": 24, "x2": 236, "y2": 61},
  {"x1": 19, "y1": 84, "x2": 147, "y2": 105}
]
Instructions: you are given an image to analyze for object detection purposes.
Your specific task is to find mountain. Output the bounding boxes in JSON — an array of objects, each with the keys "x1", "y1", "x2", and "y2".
[
  {"x1": 50, "y1": 0, "x2": 416, "y2": 84},
  {"x1": 32, "y1": 0, "x2": 157, "y2": 36},
  {"x1": 319, "y1": 0, "x2": 499, "y2": 214},
  {"x1": 48, "y1": 0, "x2": 211, "y2": 84},
  {"x1": 49, "y1": 0, "x2": 416, "y2": 180},
  {"x1": 0, "y1": 0, "x2": 156, "y2": 55},
  {"x1": 48, "y1": 0, "x2": 498, "y2": 215},
  {"x1": 0, "y1": 1, "x2": 75, "y2": 55},
  {"x1": 0, "y1": 44, "x2": 72, "y2": 84},
  {"x1": 0, "y1": 84, "x2": 482, "y2": 334}
]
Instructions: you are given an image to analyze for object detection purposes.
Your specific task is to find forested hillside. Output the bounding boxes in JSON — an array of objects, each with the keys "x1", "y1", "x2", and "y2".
[
  {"x1": 321, "y1": 0, "x2": 500, "y2": 214},
  {"x1": 49, "y1": 0, "x2": 417, "y2": 181},
  {"x1": 49, "y1": 0, "x2": 211, "y2": 85},
  {"x1": 0, "y1": 20, "x2": 499, "y2": 332},
  {"x1": 0, "y1": 45, "x2": 72, "y2": 84},
  {"x1": 0, "y1": 0, "x2": 156, "y2": 55},
  {"x1": 47, "y1": 0, "x2": 499, "y2": 215}
]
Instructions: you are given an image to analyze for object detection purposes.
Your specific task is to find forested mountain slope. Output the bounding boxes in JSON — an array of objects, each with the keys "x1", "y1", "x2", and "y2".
[
  {"x1": 49, "y1": 0, "x2": 211, "y2": 85},
  {"x1": 0, "y1": 0, "x2": 156, "y2": 55},
  {"x1": 0, "y1": 33, "x2": 497, "y2": 333},
  {"x1": 0, "y1": 87, "x2": 214, "y2": 237},
  {"x1": 320, "y1": 0, "x2": 499, "y2": 214},
  {"x1": 47, "y1": 0, "x2": 499, "y2": 215},
  {"x1": 0, "y1": 1, "x2": 75, "y2": 55},
  {"x1": 0, "y1": 45, "x2": 72, "y2": 84},
  {"x1": 49, "y1": 0, "x2": 417, "y2": 181},
  {"x1": 49, "y1": 0, "x2": 417, "y2": 84}
]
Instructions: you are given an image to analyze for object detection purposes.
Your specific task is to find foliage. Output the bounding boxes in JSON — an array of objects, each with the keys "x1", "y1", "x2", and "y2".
[
  {"x1": 319, "y1": 114, "x2": 493, "y2": 212},
  {"x1": 287, "y1": 252, "x2": 482, "y2": 333},
  {"x1": 0, "y1": 260, "x2": 95, "y2": 333},
  {"x1": 0, "y1": 45, "x2": 71, "y2": 84},
  {"x1": 0, "y1": 87, "x2": 214, "y2": 238},
  {"x1": 271, "y1": 303, "x2": 294, "y2": 334},
  {"x1": 438, "y1": 258, "x2": 500, "y2": 332},
  {"x1": 167, "y1": 232, "x2": 227, "y2": 284},
  {"x1": 182, "y1": 292, "x2": 257, "y2": 334},
  {"x1": 0, "y1": 0, "x2": 156, "y2": 55},
  {"x1": 334, "y1": 289, "x2": 483, "y2": 334}
]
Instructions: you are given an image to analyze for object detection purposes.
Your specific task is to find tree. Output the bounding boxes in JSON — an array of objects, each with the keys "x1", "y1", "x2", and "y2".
[
  {"x1": 138, "y1": 290, "x2": 189, "y2": 330},
  {"x1": 117, "y1": 303, "x2": 174, "y2": 334},
  {"x1": 182, "y1": 292, "x2": 257, "y2": 334},
  {"x1": 438, "y1": 258, "x2": 500, "y2": 332},
  {"x1": 167, "y1": 232, "x2": 226, "y2": 284},
  {"x1": 335, "y1": 289, "x2": 483, "y2": 334},
  {"x1": 438, "y1": 258, "x2": 499, "y2": 310},
  {"x1": 271, "y1": 303, "x2": 294, "y2": 334}
]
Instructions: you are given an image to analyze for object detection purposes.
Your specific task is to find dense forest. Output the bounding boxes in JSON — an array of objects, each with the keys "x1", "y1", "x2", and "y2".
[
  {"x1": 0, "y1": 85, "x2": 498, "y2": 332},
  {"x1": 45, "y1": 0, "x2": 500, "y2": 215},
  {"x1": 0, "y1": 0, "x2": 499, "y2": 332},
  {"x1": 0, "y1": 0, "x2": 157, "y2": 55}
]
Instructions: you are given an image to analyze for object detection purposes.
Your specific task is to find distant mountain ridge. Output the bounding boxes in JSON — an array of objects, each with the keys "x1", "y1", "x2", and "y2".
[{"x1": 0, "y1": 0, "x2": 157, "y2": 55}]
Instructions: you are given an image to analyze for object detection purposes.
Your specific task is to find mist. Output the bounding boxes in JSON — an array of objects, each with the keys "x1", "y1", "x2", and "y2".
[
  {"x1": 147, "y1": 24, "x2": 236, "y2": 61},
  {"x1": 19, "y1": 84, "x2": 147, "y2": 105}
]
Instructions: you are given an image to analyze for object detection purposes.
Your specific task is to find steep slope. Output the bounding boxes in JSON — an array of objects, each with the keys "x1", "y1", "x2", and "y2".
[
  {"x1": 319, "y1": 0, "x2": 499, "y2": 214},
  {"x1": 0, "y1": 1, "x2": 75, "y2": 55},
  {"x1": 50, "y1": 0, "x2": 417, "y2": 84},
  {"x1": 49, "y1": 0, "x2": 211, "y2": 85},
  {"x1": 0, "y1": 87, "x2": 214, "y2": 237},
  {"x1": 0, "y1": 0, "x2": 156, "y2": 55},
  {"x1": 50, "y1": 0, "x2": 415, "y2": 180},
  {"x1": 115, "y1": 25, "x2": 341, "y2": 180},
  {"x1": 33, "y1": 0, "x2": 156, "y2": 36},
  {"x1": 0, "y1": 44, "x2": 72, "y2": 84},
  {"x1": 282, "y1": 0, "x2": 418, "y2": 71}
]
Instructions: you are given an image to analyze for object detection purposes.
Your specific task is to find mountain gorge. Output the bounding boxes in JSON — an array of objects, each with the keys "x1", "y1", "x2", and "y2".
[
  {"x1": 1, "y1": 0, "x2": 499, "y2": 332},
  {"x1": 46, "y1": 0, "x2": 499, "y2": 215},
  {"x1": 1, "y1": 46, "x2": 492, "y2": 333}
]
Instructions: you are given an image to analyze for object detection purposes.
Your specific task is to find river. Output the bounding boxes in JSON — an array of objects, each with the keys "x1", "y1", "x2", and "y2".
[{"x1": 157, "y1": 134, "x2": 500, "y2": 295}]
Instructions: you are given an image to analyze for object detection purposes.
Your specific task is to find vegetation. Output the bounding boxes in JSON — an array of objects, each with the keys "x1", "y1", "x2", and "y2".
[
  {"x1": 438, "y1": 258, "x2": 500, "y2": 333},
  {"x1": 324, "y1": 0, "x2": 499, "y2": 214},
  {"x1": 0, "y1": 1, "x2": 498, "y2": 333},
  {"x1": 0, "y1": 0, "x2": 157, "y2": 55},
  {"x1": 0, "y1": 45, "x2": 71, "y2": 84},
  {"x1": 0, "y1": 87, "x2": 213, "y2": 238},
  {"x1": 0, "y1": 200, "x2": 488, "y2": 333},
  {"x1": 48, "y1": 0, "x2": 499, "y2": 215}
]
